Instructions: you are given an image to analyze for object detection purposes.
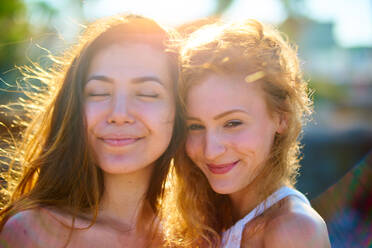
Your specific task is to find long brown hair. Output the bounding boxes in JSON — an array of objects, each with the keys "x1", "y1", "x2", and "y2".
[
  {"x1": 0, "y1": 14, "x2": 184, "y2": 231},
  {"x1": 161, "y1": 19, "x2": 313, "y2": 247}
]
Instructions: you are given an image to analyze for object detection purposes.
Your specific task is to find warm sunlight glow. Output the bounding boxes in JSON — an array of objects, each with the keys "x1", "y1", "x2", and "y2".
[
  {"x1": 83, "y1": 0, "x2": 215, "y2": 27},
  {"x1": 181, "y1": 23, "x2": 223, "y2": 56}
]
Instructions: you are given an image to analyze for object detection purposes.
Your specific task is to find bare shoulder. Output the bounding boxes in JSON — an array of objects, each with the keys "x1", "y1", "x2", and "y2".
[
  {"x1": 0, "y1": 208, "x2": 71, "y2": 248},
  {"x1": 1, "y1": 209, "x2": 42, "y2": 233},
  {"x1": 0, "y1": 209, "x2": 43, "y2": 247},
  {"x1": 263, "y1": 196, "x2": 331, "y2": 248}
]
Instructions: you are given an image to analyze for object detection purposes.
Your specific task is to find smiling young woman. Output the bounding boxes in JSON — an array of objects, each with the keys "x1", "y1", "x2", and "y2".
[
  {"x1": 161, "y1": 19, "x2": 331, "y2": 247},
  {"x1": 0, "y1": 14, "x2": 184, "y2": 248}
]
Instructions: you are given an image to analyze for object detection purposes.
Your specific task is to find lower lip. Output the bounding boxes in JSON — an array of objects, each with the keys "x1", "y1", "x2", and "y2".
[
  {"x1": 101, "y1": 138, "x2": 141, "y2": 147},
  {"x1": 207, "y1": 161, "x2": 239, "y2": 174}
]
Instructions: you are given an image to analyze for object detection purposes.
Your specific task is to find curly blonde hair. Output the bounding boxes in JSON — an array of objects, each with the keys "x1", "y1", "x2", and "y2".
[{"x1": 161, "y1": 19, "x2": 313, "y2": 247}]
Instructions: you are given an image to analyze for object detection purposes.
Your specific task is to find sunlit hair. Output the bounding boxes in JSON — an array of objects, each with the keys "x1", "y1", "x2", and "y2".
[
  {"x1": 0, "y1": 14, "x2": 184, "y2": 235},
  {"x1": 161, "y1": 19, "x2": 313, "y2": 247}
]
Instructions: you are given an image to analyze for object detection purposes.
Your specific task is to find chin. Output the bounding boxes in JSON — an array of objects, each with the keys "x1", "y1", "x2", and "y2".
[
  {"x1": 98, "y1": 160, "x2": 149, "y2": 175},
  {"x1": 209, "y1": 181, "x2": 237, "y2": 195}
]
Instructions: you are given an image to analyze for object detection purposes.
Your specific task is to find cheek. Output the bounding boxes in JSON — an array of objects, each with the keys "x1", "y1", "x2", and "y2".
[
  {"x1": 185, "y1": 136, "x2": 205, "y2": 172},
  {"x1": 163, "y1": 103, "x2": 176, "y2": 124},
  {"x1": 138, "y1": 101, "x2": 175, "y2": 140},
  {"x1": 84, "y1": 102, "x2": 104, "y2": 130},
  {"x1": 149, "y1": 103, "x2": 174, "y2": 124},
  {"x1": 233, "y1": 125, "x2": 276, "y2": 159},
  {"x1": 185, "y1": 134, "x2": 201, "y2": 161},
  {"x1": 228, "y1": 128, "x2": 265, "y2": 156}
]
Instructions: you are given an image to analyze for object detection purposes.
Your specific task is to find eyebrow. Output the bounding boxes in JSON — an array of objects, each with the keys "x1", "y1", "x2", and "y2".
[
  {"x1": 132, "y1": 76, "x2": 164, "y2": 87},
  {"x1": 187, "y1": 109, "x2": 249, "y2": 121},
  {"x1": 86, "y1": 75, "x2": 114, "y2": 84},
  {"x1": 86, "y1": 75, "x2": 165, "y2": 87}
]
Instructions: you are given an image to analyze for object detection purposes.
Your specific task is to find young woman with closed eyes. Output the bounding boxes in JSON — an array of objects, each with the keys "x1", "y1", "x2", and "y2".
[{"x1": 0, "y1": 14, "x2": 183, "y2": 248}]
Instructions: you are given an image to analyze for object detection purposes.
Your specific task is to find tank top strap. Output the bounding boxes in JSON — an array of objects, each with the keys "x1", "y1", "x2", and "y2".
[{"x1": 221, "y1": 186, "x2": 310, "y2": 248}]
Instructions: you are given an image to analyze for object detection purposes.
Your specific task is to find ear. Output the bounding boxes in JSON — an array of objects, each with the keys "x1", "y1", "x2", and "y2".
[{"x1": 275, "y1": 112, "x2": 287, "y2": 134}]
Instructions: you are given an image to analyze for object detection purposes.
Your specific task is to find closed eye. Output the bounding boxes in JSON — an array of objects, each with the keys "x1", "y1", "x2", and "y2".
[
  {"x1": 224, "y1": 120, "x2": 242, "y2": 128},
  {"x1": 137, "y1": 93, "x2": 159, "y2": 98},
  {"x1": 85, "y1": 92, "x2": 112, "y2": 100},
  {"x1": 88, "y1": 93, "x2": 111, "y2": 97}
]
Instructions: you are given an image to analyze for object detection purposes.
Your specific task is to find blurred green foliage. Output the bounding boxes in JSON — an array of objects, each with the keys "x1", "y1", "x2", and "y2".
[
  {"x1": 309, "y1": 79, "x2": 347, "y2": 103},
  {"x1": 213, "y1": 0, "x2": 235, "y2": 16},
  {"x1": 0, "y1": 0, "x2": 63, "y2": 104},
  {"x1": 0, "y1": 0, "x2": 30, "y2": 72}
]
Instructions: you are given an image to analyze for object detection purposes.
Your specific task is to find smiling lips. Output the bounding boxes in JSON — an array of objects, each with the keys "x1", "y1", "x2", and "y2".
[
  {"x1": 206, "y1": 160, "x2": 239, "y2": 174},
  {"x1": 100, "y1": 137, "x2": 141, "y2": 147}
]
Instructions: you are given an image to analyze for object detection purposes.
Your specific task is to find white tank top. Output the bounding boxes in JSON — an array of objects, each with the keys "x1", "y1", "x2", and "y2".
[{"x1": 221, "y1": 186, "x2": 311, "y2": 248}]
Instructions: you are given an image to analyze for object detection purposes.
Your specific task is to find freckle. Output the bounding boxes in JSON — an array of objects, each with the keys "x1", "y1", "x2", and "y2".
[{"x1": 23, "y1": 229, "x2": 27, "y2": 235}]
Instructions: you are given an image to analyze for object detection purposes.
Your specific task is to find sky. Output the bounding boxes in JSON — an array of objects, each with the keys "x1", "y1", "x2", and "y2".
[
  {"x1": 26, "y1": 0, "x2": 372, "y2": 47},
  {"x1": 304, "y1": 0, "x2": 372, "y2": 47}
]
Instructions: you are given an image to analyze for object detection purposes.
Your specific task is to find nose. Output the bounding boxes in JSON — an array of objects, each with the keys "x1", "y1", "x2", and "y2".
[
  {"x1": 107, "y1": 95, "x2": 135, "y2": 125},
  {"x1": 204, "y1": 131, "x2": 226, "y2": 161}
]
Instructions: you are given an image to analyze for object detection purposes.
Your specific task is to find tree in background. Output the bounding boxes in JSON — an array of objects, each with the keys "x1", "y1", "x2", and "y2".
[{"x1": 0, "y1": 0, "x2": 30, "y2": 88}]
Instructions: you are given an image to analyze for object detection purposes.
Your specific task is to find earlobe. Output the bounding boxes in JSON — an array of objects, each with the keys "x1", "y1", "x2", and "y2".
[{"x1": 276, "y1": 113, "x2": 287, "y2": 134}]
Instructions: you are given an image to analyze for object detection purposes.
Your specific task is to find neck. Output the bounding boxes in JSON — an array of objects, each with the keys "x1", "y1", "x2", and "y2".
[
  {"x1": 229, "y1": 180, "x2": 285, "y2": 221},
  {"x1": 99, "y1": 164, "x2": 155, "y2": 230},
  {"x1": 229, "y1": 184, "x2": 260, "y2": 221}
]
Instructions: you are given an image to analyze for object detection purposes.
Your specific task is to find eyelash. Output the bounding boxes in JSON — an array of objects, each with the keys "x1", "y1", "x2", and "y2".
[
  {"x1": 87, "y1": 93, "x2": 110, "y2": 97},
  {"x1": 188, "y1": 120, "x2": 242, "y2": 131},
  {"x1": 224, "y1": 120, "x2": 243, "y2": 128},
  {"x1": 188, "y1": 123, "x2": 205, "y2": 131},
  {"x1": 137, "y1": 93, "x2": 159, "y2": 98}
]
